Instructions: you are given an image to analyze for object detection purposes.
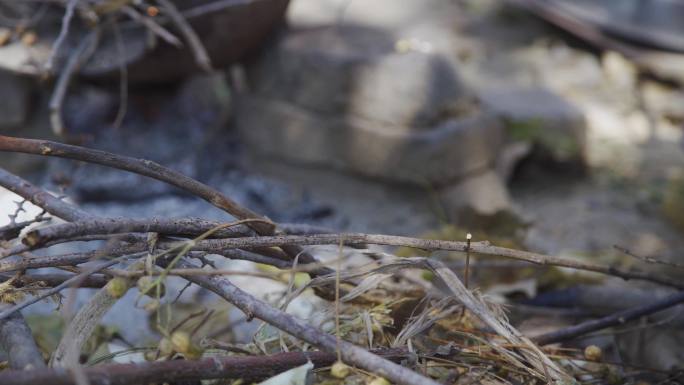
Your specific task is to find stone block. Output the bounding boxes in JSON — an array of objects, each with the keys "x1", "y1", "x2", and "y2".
[
  {"x1": 247, "y1": 25, "x2": 473, "y2": 129},
  {"x1": 236, "y1": 95, "x2": 502, "y2": 185},
  {"x1": 479, "y1": 87, "x2": 586, "y2": 163}
]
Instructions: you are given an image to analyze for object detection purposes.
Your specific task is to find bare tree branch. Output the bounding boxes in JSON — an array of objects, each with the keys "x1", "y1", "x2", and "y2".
[
  {"x1": 533, "y1": 289, "x2": 684, "y2": 345},
  {"x1": 23, "y1": 217, "x2": 256, "y2": 247},
  {"x1": 0, "y1": 348, "x2": 408, "y2": 385},
  {"x1": 0, "y1": 136, "x2": 332, "y2": 276},
  {"x1": 0, "y1": 257, "x2": 127, "y2": 322},
  {"x1": 0, "y1": 168, "x2": 95, "y2": 222},
  {"x1": 0, "y1": 272, "x2": 109, "y2": 289},
  {"x1": 158, "y1": 233, "x2": 684, "y2": 289},
  {"x1": 51, "y1": 271, "x2": 135, "y2": 367},
  {"x1": 0, "y1": 245, "x2": 145, "y2": 273},
  {"x1": 0, "y1": 136, "x2": 268, "y2": 231}
]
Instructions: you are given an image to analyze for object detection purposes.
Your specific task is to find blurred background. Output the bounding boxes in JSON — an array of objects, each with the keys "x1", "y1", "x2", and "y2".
[{"x1": 2, "y1": 0, "x2": 684, "y2": 373}]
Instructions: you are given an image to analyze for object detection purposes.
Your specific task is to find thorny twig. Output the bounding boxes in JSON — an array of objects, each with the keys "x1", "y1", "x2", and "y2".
[
  {"x1": 0, "y1": 217, "x2": 49, "y2": 241},
  {"x1": 0, "y1": 136, "x2": 333, "y2": 277},
  {"x1": 22, "y1": 218, "x2": 347, "y2": 250},
  {"x1": 0, "y1": 168, "x2": 95, "y2": 222}
]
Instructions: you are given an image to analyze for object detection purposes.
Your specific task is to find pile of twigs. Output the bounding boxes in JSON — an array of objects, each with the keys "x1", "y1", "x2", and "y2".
[
  {"x1": 0, "y1": 135, "x2": 683, "y2": 385},
  {"x1": 0, "y1": 0, "x2": 250, "y2": 136}
]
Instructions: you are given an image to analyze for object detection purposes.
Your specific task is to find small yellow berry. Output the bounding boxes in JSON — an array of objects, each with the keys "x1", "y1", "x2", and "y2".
[
  {"x1": 105, "y1": 277, "x2": 129, "y2": 299},
  {"x1": 330, "y1": 361, "x2": 350, "y2": 378},
  {"x1": 158, "y1": 337, "x2": 174, "y2": 356},
  {"x1": 171, "y1": 331, "x2": 192, "y2": 354},
  {"x1": 368, "y1": 377, "x2": 390, "y2": 385},
  {"x1": 584, "y1": 345, "x2": 603, "y2": 361},
  {"x1": 394, "y1": 39, "x2": 411, "y2": 53}
]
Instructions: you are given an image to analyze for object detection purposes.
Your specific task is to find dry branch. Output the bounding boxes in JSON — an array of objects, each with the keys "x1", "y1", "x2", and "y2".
[
  {"x1": 0, "y1": 246, "x2": 145, "y2": 273},
  {"x1": 0, "y1": 348, "x2": 407, "y2": 385},
  {"x1": 51, "y1": 273, "x2": 135, "y2": 367},
  {"x1": 0, "y1": 167, "x2": 100, "y2": 370},
  {"x1": 1, "y1": 233, "x2": 149, "y2": 259},
  {"x1": 0, "y1": 258, "x2": 125, "y2": 322},
  {"x1": 23, "y1": 217, "x2": 256, "y2": 247},
  {"x1": 160, "y1": 233, "x2": 684, "y2": 289},
  {"x1": 0, "y1": 244, "x2": 295, "y2": 274},
  {"x1": 0, "y1": 273, "x2": 109, "y2": 289},
  {"x1": 0, "y1": 136, "x2": 331, "y2": 277},
  {"x1": 0, "y1": 136, "x2": 264, "y2": 229},
  {"x1": 0, "y1": 168, "x2": 95, "y2": 222},
  {"x1": 533, "y1": 289, "x2": 684, "y2": 345}
]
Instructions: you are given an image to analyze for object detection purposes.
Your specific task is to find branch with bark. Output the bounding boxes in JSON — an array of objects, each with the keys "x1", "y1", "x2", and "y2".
[{"x1": 0, "y1": 348, "x2": 408, "y2": 385}]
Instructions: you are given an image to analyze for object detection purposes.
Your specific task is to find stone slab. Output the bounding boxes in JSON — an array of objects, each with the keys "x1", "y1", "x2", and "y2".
[{"x1": 236, "y1": 95, "x2": 502, "y2": 185}]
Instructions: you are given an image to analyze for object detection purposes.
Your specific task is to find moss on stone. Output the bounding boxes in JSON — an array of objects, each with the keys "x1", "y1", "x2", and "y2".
[{"x1": 506, "y1": 118, "x2": 581, "y2": 161}]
